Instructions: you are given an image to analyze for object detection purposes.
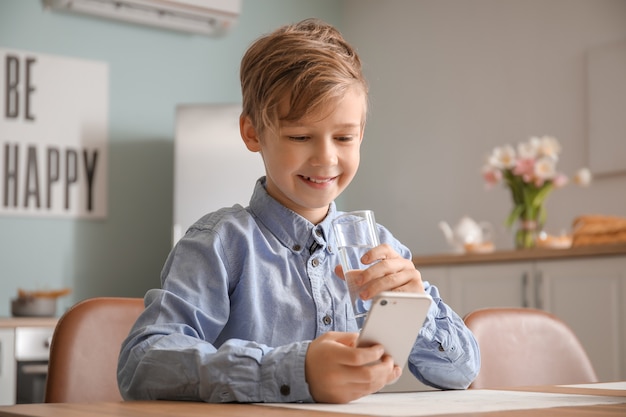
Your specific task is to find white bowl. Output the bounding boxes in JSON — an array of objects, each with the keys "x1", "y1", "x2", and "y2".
[{"x1": 11, "y1": 297, "x2": 57, "y2": 317}]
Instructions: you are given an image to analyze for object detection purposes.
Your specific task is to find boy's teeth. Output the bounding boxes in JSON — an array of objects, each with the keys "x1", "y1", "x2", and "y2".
[{"x1": 307, "y1": 177, "x2": 329, "y2": 184}]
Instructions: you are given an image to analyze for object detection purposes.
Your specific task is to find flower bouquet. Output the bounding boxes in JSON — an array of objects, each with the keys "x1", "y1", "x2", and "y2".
[{"x1": 482, "y1": 136, "x2": 591, "y2": 249}]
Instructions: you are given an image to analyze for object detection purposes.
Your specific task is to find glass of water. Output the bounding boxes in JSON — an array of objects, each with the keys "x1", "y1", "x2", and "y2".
[{"x1": 332, "y1": 210, "x2": 380, "y2": 329}]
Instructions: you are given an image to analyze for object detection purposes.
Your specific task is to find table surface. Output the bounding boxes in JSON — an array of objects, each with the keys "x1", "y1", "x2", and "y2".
[{"x1": 0, "y1": 383, "x2": 623, "y2": 417}]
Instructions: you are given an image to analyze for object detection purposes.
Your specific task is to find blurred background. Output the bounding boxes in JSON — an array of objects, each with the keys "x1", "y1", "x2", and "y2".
[{"x1": 0, "y1": 0, "x2": 625, "y2": 315}]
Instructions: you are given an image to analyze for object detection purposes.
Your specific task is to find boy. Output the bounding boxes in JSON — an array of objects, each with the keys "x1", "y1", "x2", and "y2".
[{"x1": 118, "y1": 18, "x2": 480, "y2": 404}]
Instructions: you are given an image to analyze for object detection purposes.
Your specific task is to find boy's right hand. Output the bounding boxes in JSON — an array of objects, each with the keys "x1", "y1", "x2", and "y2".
[{"x1": 305, "y1": 331, "x2": 401, "y2": 403}]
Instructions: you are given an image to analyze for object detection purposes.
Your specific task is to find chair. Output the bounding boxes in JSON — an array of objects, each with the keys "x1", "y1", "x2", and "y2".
[
  {"x1": 45, "y1": 297, "x2": 144, "y2": 402},
  {"x1": 463, "y1": 307, "x2": 598, "y2": 389}
]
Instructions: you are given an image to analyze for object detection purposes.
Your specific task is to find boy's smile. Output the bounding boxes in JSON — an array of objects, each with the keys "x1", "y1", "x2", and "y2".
[{"x1": 241, "y1": 86, "x2": 366, "y2": 224}]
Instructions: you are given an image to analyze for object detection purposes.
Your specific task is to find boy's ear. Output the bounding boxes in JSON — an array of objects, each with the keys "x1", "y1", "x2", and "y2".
[{"x1": 240, "y1": 115, "x2": 262, "y2": 152}]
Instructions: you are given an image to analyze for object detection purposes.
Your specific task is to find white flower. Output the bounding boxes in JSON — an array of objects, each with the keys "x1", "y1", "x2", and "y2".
[
  {"x1": 534, "y1": 156, "x2": 557, "y2": 180},
  {"x1": 489, "y1": 145, "x2": 516, "y2": 169},
  {"x1": 537, "y1": 135, "x2": 561, "y2": 160},
  {"x1": 484, "y1": 135, "x2": 591, "y2": 192},
  {"x1": 518, "y1": 137, "x2": 540, "y2": 159},
  {"x1": 574, "y1": 168, "x2": 592, "y2": 186}
]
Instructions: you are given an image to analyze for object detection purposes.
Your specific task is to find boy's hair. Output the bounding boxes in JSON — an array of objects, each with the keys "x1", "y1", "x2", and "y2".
[{"x1": 240, "y1": 18, "x2": 368, "y2": 135}]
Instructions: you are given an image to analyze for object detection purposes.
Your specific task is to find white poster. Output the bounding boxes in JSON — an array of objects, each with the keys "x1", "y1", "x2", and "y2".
[{"x1": 0, "y1": 48, "x2": 108, "y2": 219}]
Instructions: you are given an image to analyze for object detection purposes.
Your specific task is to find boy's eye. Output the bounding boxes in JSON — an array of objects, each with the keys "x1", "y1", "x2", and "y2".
[
  {"x1": 285, "y1": 134, "x2": 357, "y2": 142},
  {"x1": 336, "y1": 136, "x2": 354, "y2": 142}
]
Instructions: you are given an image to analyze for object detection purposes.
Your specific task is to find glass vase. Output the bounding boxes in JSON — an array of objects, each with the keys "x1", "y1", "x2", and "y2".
[{"x1": 515, "y1": 219, "x2": 538, "y2": 249}]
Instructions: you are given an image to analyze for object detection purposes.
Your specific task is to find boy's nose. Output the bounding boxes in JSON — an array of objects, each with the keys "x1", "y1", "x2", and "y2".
[{"x1": 311, "y1": 140, "x2": 338, "y2": 166}]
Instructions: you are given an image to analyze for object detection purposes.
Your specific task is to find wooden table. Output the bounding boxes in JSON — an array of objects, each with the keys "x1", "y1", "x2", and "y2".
[{"x1": 0, "y1": 383, "x2": 623, "y2": 417}]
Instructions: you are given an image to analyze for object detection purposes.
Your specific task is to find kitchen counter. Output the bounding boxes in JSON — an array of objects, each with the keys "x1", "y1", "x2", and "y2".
[
  {"x1": 412, "y1": 242, "x2": 626, "y2": 382},
  {"x1": 0, "y1": 317, "x2": 58, "y2": 406},
  {"x1": 413, "y1": 242, "x2": 626, "y2": 266},
  {"x1": 0, "y1": 317, "x2": 58, "y2": 328}
]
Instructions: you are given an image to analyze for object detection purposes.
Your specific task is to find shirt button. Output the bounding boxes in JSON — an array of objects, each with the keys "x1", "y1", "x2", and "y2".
[
  {"x1": 293, "y1": 244, "x2": 301, "y2": 251},
  {"x1": 438, "y1": 344, "x2": 445, "y2": 352},
  {"x1": 315, "y1": 229, "x2": 323, "y2": 237},
  {"x1": 323, "y1": 315, "x2": 332, "y2": 325},
  {"x1": 280, "y1": 384, "x2": 291, "y2": 396},
  {"x1": 311, "y1": 258, "x2": 320, "y2": 267}
]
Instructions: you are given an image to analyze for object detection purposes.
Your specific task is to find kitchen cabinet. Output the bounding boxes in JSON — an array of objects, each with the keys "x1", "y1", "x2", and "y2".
[
  {"x1": 447, "y1": 263, "x2": 532, "y2": 314},
  {"x1": 413, "y1": 244, "x2": 626, "y2": 382},
  {"x1": 419, "y1": 266, "x2": 450, "y2": 299},
  {"x1": 0, "y1": 318, "x2": 57, "y2": 406},
  {"x1": 419, "y1": 262, "x2": 535, "y2": 314},
  {"x1": 0, "y1": 329, "x2": 16, "y2": 405},
  {"x1": 538, "y1": 257, "x2": 625, "y2": 382}
]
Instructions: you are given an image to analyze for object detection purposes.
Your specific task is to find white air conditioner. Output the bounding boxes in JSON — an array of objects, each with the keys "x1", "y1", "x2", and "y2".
[{"x1": 42, "y1": 0, "x2": 241, "y2": 36}]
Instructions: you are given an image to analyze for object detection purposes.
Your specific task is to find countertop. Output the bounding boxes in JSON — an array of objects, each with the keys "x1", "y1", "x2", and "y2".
[
  {"x1": 0, "y1": 317, "x2": 58, "y2": 328},
  {"x1": 413, "y1": 242, "x2": 626, "y2": 267}
]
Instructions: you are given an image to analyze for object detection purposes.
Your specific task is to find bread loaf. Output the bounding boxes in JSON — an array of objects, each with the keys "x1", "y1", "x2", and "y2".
[{"x1": 572, "y1": 215, "x2": 626, "y2": 246}]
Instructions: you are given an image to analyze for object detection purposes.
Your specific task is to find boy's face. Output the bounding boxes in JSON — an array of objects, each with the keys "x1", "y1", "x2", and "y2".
[{"x1": 241, "y1": 86, "x2": 365, "y2": 224}]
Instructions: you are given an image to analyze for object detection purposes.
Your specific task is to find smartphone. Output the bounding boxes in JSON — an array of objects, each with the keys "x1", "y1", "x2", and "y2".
[{"x1": 356, "y1": 292, "x2": 432, "y2": 370}]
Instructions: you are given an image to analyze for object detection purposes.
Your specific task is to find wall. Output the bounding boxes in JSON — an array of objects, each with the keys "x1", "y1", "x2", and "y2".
[
  {"x1": 1, "y1": 0, "x2": 625, "y2": 317},
  {"x1": 341, "y1": 0, "x2": 626, "y2": 256},
  {"x1": 0, "y1": 0, "x2": 341, "y2": 315}
]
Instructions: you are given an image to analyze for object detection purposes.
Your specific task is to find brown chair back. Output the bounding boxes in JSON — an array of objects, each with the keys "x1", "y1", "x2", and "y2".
[
  {"x1": 464, "y1": 307, "x2": 598, "y2": 389},
  {"x1": 45, "y1": 297, "x2": 144, "y2": 402}
]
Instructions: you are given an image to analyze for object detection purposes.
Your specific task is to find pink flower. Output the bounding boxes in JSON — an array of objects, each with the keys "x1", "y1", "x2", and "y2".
[
  {"x1": 513, "y1": 158, "x2": 535, "y2": 182},
  {"x1": 482, "y1": 165, "x2": 502, "y2": 187},
  {"x1": 483, "y1": 135, "x2": 591, "y2": 243},
  {"x1": 553, "y1": 174, "x2": 568, "y2": 188},
  {"x1": 483, "y1": 135, "x2": 590, "y2": 192}
]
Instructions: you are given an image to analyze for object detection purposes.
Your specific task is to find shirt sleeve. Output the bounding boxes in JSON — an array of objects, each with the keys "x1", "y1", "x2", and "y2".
[
  {"x1": 408, "y1": 282, "x2": 481, "y2": 389},
  {"x1": 117, "y1": 217, "x2": 316, "y2": 403},
  {"x1": 117, "y1": 288, "x2": 314, "y2": 403},
  {"x1": 376, "y1": 226, "x2": 481, "y2": 389}
]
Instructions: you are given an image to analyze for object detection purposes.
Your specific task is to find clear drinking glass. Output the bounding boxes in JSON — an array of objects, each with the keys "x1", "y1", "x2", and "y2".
[{"x1": 332, "y1": 210, "x2": 380, "y2": 329}]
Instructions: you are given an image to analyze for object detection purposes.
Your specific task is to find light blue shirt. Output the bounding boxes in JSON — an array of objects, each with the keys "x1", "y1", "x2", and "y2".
[{"x1": 118, "y1": 177, "x2": 480, "y2": 403}]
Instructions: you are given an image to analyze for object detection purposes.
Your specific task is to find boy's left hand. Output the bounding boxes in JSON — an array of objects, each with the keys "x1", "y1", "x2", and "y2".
[{"x1": 334, "y1": 244, "x2": 425, "y2": 300}]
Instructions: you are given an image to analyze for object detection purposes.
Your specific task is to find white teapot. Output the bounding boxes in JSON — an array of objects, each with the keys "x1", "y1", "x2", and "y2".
[{"x1": 439, "y1": 216, "x2": 494, "y2": 253}]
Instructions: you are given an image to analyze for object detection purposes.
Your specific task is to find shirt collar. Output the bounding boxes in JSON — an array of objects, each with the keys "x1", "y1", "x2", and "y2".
[{"x1": 248, "y1": 177, "x2": 337, "y2": 254}]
